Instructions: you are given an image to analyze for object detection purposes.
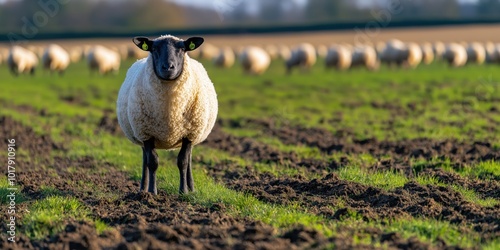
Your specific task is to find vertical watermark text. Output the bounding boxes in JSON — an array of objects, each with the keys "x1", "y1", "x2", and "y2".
[{"x1": 6, "y1": 139, "x2": 17, "y2": 243}]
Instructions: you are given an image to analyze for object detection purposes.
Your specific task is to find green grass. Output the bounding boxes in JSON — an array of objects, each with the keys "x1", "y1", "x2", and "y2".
[
  {"x1": 22, "y1": 196, "x2": 109, "y2": 239},
  {"x1": 1, "y1": 55, "x2": 500, "y2": 248},
  {"x1": 0, "y1": 176, "x2": 26, "y2": 205}
]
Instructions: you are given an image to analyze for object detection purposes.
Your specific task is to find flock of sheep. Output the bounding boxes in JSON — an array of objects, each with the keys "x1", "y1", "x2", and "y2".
[
  {"x1": 1, "y1": 38, "x2": 500, "y2": 76},
  {"x1": 0, "y1": 43, "x2": 144, "y2": 76},
  {"x1": 202, "y1": 39, "x2": 500, "y2": 74}
]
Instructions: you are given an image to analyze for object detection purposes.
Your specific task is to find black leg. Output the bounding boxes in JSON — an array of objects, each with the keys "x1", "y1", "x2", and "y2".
[
  {"x1": 177, "y1": 138, "x2": 193, "y2": 194},
  {"x1": 140, "y1": 147, "x2": 149, "y2": 191},
  {"x1": 144, "y1": 138, "x2": 158, "y2": 194},
  {"x1": 186, "y1": 143, "x2": 194, "y2": 192}
]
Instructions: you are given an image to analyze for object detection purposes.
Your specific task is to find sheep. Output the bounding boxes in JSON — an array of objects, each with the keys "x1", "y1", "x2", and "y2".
[
  {"x1": 42, "y1": 44, "x2": 70, "y2": 75},
  {"x1": 87, "y1": 45, "x2": 121, "y2": 75},
  {"x1": 380, "y1": 39, "x2": 407, "y2": 66},
  {"x1": 443, "y1": 43, "x2": 468, "y2": 67},
  {"x1": 277, "y1": 45, "x2": 291, "y2": 61},
  {"x1": 420, "y1": 43, "x2": 435, "y2": 65},
  {"x1": 198, "y1": 42, "x2": 218, "y2": 60},
  {"x1": 466, "y1": 42, "x2": 486, "y2": 65},
  {"x1": 316, "y1": 44, "x2": 328, "y2": 58},
  {"x1": 325, "y1": 45, "x2": 352, "y2": 71},
  {"x1": 0, "y1": 47, "x2": 8, "y2": 64},
  {"x1": 68, "y1": 46, "x2": 84, "y2": 63},
  {"x1": 433, "y1": 41, "x2": 446, "y2": 60},
  {"x1": 351, "y1": 45, "x2": 379, "y2": 71},
  {"x1": 27, "y1": 45, "x2": 44, "y2": 58},
  {"x1": 117, "y1": 35, "x2": 218, "y2": 194},
  {"x1": 375, "y1": 41, "x2": 386, "y2": 57},
  {"x1": 286, "y1": 43, "x2": 317, "y2": 74},
  {"x1": 213, "y1": 47, "x2": 235, "y2": 68},
  {"x1": 264, "y1": 45, "x2": 279, "y2": 60},
  {"x1": 484, "y1": 42, "x2": 498, "y2": 63},
  {"x1": 380, "y1": 39, "x2": 421, "y2": 68},
  {"x1": 405, "y1": 42, "x2": 423, "y2": 68},
  {"x1": 7, "y1": 46, "x2": 39, "y2": 76},
  {"x1": 239, "y1": 46, "x2": 271, "y2": 75}
]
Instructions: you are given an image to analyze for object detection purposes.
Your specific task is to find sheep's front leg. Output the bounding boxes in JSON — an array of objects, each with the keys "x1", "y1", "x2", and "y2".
[
  {"x1": 140, "y1": 147, "x2": 149, "y2": 191},
  {"x1": 177, "y1": 138, "x2": 193, "y2": 194},
  {"x1": 144, "y1": 138, "x2": 158, "y2": 194}
]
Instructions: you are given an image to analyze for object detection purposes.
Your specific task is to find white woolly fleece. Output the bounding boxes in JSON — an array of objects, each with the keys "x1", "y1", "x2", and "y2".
[{"x1": 117, "y1": 50, "x2": 218, "y2": 150}]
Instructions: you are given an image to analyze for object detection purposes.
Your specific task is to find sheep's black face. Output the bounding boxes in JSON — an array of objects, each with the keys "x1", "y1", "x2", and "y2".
[{"x1": 133, "y1": 36, "x2": 204, "y2": 81}]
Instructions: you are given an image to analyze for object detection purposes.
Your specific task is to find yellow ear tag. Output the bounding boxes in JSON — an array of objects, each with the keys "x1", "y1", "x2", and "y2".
[
  {"x1": 189, "y1": 41, "x2": 196, "y2": 50},
  {"x1": 142, "y1": 42, "x2": 148, "y2": 51}
]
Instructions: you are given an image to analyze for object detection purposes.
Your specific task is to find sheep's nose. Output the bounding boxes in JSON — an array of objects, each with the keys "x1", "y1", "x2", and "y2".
[{"x1": 162, "y1": 63, "x2": 175, "y2": 70}]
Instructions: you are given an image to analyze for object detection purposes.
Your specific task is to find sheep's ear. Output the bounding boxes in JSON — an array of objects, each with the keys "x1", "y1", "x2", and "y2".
[
  {"x1": 133, "y1": 37, "x2": 153, "y2": 51},
  {"x1": 183, "y1": 37, "x2": 204, "y2": 51}
]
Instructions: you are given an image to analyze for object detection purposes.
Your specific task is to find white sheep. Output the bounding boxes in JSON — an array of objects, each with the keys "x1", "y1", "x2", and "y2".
[
  {"x1": 351, "y1": 45, "x2": 379, "y2": 71},
  {"x1": 325, "y1": 45, "x2": 352, "y2": 71},
  {"x1": 484, "y1": 42, "x2": 497, "y2": 63},
  {"x1": 239, "y1": 46, "x2": 271, "y2": 75},
  {"x1": 68, "y1": 46, "x2": 84, "y2": 63},
  {"x1": 433, "y1": 41, "x2": 446, "y2": 60},
  {"x1": 87, "y1": 45, "x2": 121, "y2": 75},
  {"x1": 7, "y1": 46, "x2": 39, "y2": 76},
  {"x1": 443, "y1": 43, "x2": 468, "y2": 67},
  {"x1": 420, "y1": 43, "x2": 435, "y2": 65},
  {"x1": 0, "y1": 47, "x2": 8, "y2": 65},
  {"x1": 406, "y1": 42, "x2": 423, "y2": 68},
  {"x1": 198, "y1": 42, "x2": 218, "y2": 60},
  {"x1": 286, "y1": 43, "x2": 317, "y2": 73},
  {"x1": 380, "y1": 39, "x2": 421, "y2": 68},
  {"x1": 316, "y1": 44, "x2": 328, "y2": 58},
  {"x1": 213, "y1": 47, "x2": 235, "y2": 68},
  {"x1": 264, "y1": 45, "x2": 279, "y2": 60},
  {"x1": 277, "y1": 45, "x2": 291, "y2": 61},
  {"x1": 117, "y1": 35, "x2": 217, "y2": 194},
  {"x1": 42, "y1": 44, "x2": 70, "y2": 75},
  {"x1": 466, "y1": 42, "x2": 486, "y2": 65}
]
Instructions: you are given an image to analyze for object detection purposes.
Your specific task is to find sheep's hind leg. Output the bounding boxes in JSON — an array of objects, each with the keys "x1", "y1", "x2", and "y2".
[
  {"x1": 177, "y1": 138, "x2": 193, "y2": 194},
  {"x1": 144, "y1": 138, "x2": 158, "y2": 194},
  {"x1": 140, "y1": 147, "x2": 149, "y2": 191}
]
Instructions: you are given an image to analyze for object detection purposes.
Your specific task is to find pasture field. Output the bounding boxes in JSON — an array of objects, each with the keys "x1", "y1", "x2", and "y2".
[{"x1": 1, "y1": 50, "x2": 500, "y2": 249}]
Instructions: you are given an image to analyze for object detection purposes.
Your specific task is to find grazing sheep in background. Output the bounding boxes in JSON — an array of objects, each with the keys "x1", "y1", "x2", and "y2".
[
  {"x1": 316, "y1": 44, "x2": 328, "y2": 58},
  {"x1": 466, "y1": 42, "x2": 486, "y2": 65},
  {"x1": 495, "y1": 44, "x2": 500, "y2": 63},
  {"x1": 380, "y1": 39, "x2": 421, "y2": 68},
  {"x1": 87, "y1": 45, "x2": 121, "y2": 75},
  {"x1": 7, "y1": 46, "x2": 39, "y2": 76},
  {"x1": 406, "y1": 42, "x2": 423, "y2": 68},
  {"x1": 42, "y1": 44, "x2": 70, "y2": 75},
  {"x1": 443, "y1": 43, "x2": 468, "y2": 67},
  {"x1": 277, "y1": 45, "x2": 291, "y2": 61},
  {"x1": 380, "y1": 39, "x2": 407, "y2": 66},
  {"x1": 351, "y1": 45, "x2": 379, "y2": 71},
  {"x1": 375, "y1": 41, "x2": 386, "y2": 57},
  {"x1": 265, "y1": 45, "x2": 279, "y2": 60},
  {"x1": 198, "y1": 42, "x2": 218, "y2": 60},
  {"x1": 286, "y1": 43, "x2": 317, "y2": 74},
  {"x1": 325, "y1": 45, "x2": 352, "y2": 71},
  {"x1": 420, "y1": 43, "x2": 435, "y2": 65},
  {"x1": 239, "y1": 46, "x2": 271, "y2": 75},
  {"x1": 484, "y1": 42, "x2": 497, "y2": 63},
  {"x1": 26, "y1": 45, "x2": 44, "y2": 59},
  {"x1": 68, "y1": 46, "x2": 84, "y2": 63},
  {"x1": 433, "y1": 41, "x2": 446, "y2": 60},
  {"x1": 117, "y1": 35, "x2": 218, "y2": 194},
  {"x1": 213, "y1": 47, "x2": 235, "y2": 68},
  {"x1": 0, "y1": 47, "x2": 9, "y2": 65}
]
